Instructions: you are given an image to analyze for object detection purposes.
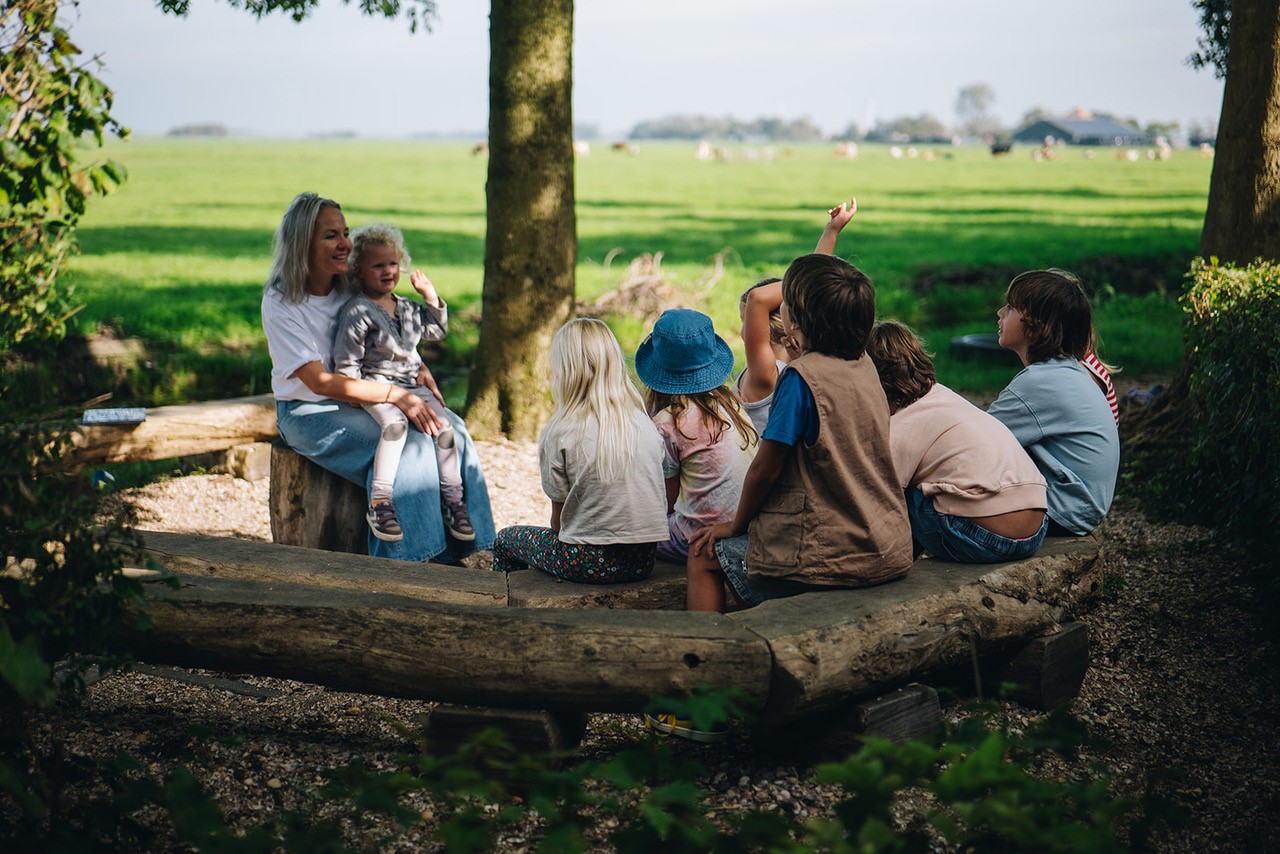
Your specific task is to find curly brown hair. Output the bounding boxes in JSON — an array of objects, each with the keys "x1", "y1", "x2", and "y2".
[
  {"x1": 1005, "y1": 269, "x2": 1093, "y2": 363},
  {"x1": 866, "y1": 321, "x2": 937, "y2": 411}
]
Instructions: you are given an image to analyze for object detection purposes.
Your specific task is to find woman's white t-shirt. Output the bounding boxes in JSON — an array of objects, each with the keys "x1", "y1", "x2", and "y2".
[{"x1": 262, "y1": 287, "x2": 348, "y2": 402}]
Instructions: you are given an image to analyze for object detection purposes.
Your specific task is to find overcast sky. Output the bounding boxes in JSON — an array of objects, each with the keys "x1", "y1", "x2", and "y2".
[{"x1": 67, "y1": 0, "x2": 1225, "y2": 139}]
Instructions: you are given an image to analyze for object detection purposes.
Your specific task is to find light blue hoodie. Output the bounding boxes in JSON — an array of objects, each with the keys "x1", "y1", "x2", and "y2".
[{"x1": 987, "y1": 358, "x2": 1119, "y2": 535}]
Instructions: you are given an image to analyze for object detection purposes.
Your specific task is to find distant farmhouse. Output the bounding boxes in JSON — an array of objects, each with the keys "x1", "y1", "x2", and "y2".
[{"x1": 1013, "y1": 110, "x2": 1149, "y2": 146}]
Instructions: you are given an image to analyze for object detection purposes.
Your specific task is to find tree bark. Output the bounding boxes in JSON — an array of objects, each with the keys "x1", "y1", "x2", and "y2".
[
  {"x1": 466, "y1": 0, "x2": 577, "y2": 439},
  {"x1": 1199, "y1": 0, "x2": 1280, "y2": 263}
]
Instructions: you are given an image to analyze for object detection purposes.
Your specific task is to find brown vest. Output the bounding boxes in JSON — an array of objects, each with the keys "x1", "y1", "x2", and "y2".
[{"x1": 747, "y1": 352, "x2": 913, "y2": 587}]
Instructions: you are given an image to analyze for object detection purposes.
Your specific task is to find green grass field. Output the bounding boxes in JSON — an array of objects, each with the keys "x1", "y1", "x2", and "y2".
[{"x1": 62, "y1": 138, "x2": 1210, "y2": 407}]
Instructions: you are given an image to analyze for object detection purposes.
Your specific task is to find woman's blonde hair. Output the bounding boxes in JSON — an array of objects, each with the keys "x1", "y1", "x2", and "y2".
[
  {"x1": 264, "y1": 191, "x2": 354, "y2": 303},
  {"x1": 644, "y1": 386, "x2": 759, "y2": 451},
  {"x1": 544, "y1": 317, "x2": 648, "y2": 482},
  {"x1": 348, "y1": 222, "x2": 412, "y2": 286}
]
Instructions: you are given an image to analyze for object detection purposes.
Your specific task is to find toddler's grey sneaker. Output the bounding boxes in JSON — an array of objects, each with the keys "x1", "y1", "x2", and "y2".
[
  {"x1": 442, "y1": 500, "x2": 475, "y2": 541},
  {"x1": 366, "y1": 500, "x2": 404, "y2": 542}
]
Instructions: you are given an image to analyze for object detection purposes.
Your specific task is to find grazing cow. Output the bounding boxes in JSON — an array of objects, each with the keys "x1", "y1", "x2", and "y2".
[
  {"x1": 611, "y1": 141, "x2": 640, "y2": 155},
  {"x1": 471, "y1": 142, "x2": 489, "y2": 156},
  {"x1": 572, "y1": 141, "x2": 591, "y2": 156},
  {"x1": 990, "y1": 142, "x2": 1013, "y2": 156},
  {"x1": 833, "y1": 142, "x2": 859, "y2": 159}
]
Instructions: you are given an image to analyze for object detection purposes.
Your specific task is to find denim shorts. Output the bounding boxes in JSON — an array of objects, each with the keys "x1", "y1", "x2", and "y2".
[
  {"x1": 714, "y1": 534, "x2": 811, "y2": 608},
  {"x1": 906, "y1": 486, "x2": 1048, "y2": 564}
]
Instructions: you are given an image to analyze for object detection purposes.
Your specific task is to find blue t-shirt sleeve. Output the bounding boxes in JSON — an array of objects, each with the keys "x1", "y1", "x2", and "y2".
[
  {"x1": 987, "y1": 380, "x2": 1045, "y2": 445},
  {"x1": 762, "y1": 369, "x2": 819, "y2": 446}
]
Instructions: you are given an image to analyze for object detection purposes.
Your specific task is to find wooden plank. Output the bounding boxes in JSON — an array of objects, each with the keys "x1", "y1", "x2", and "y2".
[
  {"x1": 853, "y1": 684, "x2": 943, "y2": 741},
  {"x1": 67, "y1": 394, "x2": 277, "y2": 469},
  {"x1": 126, "y1": 576, "x2": 773, "y2": 713},
  {"x1": 505, "y1": 560, "x2": 687, "y2": 610},
  {"x1": 755, "y1": 684, "x2": 942, "y2": 763},
  {"x1": 983, "y1": 621, "x2": 1090, "y2": 710},
  {"x1": 728, "y1": 537, "x2": 1103, "y2": 723},
  {"x1": 137, "y1": 530, "x2": 507, "y2": 607},
  {"x1": 132, "y1": 662, "x2": 286, "y2": 699}
]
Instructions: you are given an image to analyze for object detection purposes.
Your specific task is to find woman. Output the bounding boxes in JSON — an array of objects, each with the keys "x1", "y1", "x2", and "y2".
[{"x1": 261, "y1": 191, "x2": 494, "y2": 562}]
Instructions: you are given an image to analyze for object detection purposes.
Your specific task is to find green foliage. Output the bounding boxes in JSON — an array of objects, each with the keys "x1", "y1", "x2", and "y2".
[
  {"x1": 0, "y1": 409, "x2": 168, "y2": 839},
  {"x1": 0, "y1": 0, "x2": 128, "y2": 351},
  {"x1": 1188, "y1": 0, "x2": 1231, "y2": 79},
  {"x1": 154, "y1": 0, "x2": 438, "y2": 32},
  {"x1": 1174, "y1": 257, "x2": 1280, "y2": 536},
  {"x1": 0, "y1": 675, "x2": 1166, "y2": 850},
  {"x1": 812, "y1": 705, "x2": 1152, "y2": 852}
]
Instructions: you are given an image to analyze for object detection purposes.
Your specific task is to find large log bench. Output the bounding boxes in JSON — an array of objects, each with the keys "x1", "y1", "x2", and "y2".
[{"x1": 128, "y1": 529, "x2": 1102, "y2": 755}]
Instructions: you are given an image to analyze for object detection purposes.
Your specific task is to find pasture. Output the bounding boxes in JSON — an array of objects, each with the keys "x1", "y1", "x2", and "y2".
[{"x1": 63, "y1": 138, "x2": 1210, "y2": 407}]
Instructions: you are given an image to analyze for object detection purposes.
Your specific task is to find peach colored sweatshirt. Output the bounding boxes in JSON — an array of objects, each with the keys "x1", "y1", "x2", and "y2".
[{"x1": 890, "y1": 384, "x2": 1047, "y2": 518}]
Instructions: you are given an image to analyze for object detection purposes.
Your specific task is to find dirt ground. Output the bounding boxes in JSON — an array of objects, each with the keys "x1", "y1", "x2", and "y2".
[{"x1": 61, "y1": 435, "x2": 1280, "y2": 850}]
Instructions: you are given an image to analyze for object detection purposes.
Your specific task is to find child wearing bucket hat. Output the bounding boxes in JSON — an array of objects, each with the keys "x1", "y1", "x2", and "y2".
[{"x1": 635, "y1": 309, "x2": 759, "y2": 566}]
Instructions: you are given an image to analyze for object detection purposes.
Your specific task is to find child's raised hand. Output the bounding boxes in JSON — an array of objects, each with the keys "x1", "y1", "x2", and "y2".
[
  {"x1": 827, "y1": 197, "x2": 857, "y2": 231},
  {"x1": 816, "y1": 197, "x2": 856, "y2": 254},
  {"x1": 410, "y1": 269, "x2": 443, "y2": 309}
]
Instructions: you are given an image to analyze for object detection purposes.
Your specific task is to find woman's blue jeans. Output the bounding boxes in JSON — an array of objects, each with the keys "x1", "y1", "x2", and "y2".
[
  {"x1": 277, "y1": 399, "x2": 495, "y2": 562},
  {"x1": 906, "y1": 486, "x2": 1047, "y2": 564}
]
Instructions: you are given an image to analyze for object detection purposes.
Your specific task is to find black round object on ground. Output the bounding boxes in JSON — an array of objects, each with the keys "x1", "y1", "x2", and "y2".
[{"x1": 949, "y1": 332, "x2": 1020, "y2": 364}]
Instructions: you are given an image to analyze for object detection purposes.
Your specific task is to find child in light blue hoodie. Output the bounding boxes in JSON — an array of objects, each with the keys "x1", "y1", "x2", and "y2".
[{"x1": 988, "y1": 269, "x2": 1120, "y2": 536}]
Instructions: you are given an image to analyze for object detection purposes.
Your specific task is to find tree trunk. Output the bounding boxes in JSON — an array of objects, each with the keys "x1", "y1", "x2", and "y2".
[
  {"x1": 1199, "y1": 0, "x2": 1280, "y2": 263},
  {"x1": 466, "y1": 0, "x2": 576, "y2": 439}
]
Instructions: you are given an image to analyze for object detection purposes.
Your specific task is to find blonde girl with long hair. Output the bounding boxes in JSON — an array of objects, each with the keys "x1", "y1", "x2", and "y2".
[{"x1": 492, "y1": 317, "x2": 669, "y2": 583}]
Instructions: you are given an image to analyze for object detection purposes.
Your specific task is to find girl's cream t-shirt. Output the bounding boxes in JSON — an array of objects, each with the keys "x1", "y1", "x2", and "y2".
[{"x1": 539, "y1": 409, "x2": 670, "y2": 545}]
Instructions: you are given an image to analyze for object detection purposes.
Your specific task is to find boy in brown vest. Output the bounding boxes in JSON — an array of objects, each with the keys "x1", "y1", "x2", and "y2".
[{"x1": 686, "y1": 253, "x2": 913, "y2": 612}]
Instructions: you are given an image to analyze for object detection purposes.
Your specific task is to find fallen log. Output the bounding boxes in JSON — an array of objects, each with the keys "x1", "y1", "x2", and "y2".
[
  {"x1": 66, "y1": 394, "x2": 277, "y2": 469},
  {"x1": 127, "y1": 531, "x2": 1102, "y2": 721},
  {"x1": 732, "y1": 538, "x2": 1102, "y2": 722},
  {"x1": 137, "y1": 530, "x2": 688, "y2": 610},
  {"x1": 126, "y1": 576, "x2": 772, "y2": 713}
]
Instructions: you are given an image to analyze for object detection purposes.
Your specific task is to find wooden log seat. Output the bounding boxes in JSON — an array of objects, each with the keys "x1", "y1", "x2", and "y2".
[{"x1": 128, "y1": 530, "x2": 1102, "y2": 725}]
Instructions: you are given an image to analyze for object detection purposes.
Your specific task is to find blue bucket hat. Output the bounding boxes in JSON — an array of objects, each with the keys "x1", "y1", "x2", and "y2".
[{"x1": 634, "y1": 308, "x2": 735, "y2": 395}]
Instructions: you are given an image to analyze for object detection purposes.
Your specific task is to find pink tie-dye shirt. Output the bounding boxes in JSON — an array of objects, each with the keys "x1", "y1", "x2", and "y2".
[{"x1": 651, "y1": 405, "x2": 755, "y2": 545}]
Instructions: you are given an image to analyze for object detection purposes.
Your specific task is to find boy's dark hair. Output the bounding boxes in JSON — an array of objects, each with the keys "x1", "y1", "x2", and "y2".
[
  {"x1": 866, "y1": 321, "x2": 937, "y2": 410},
  {"x1": 1005, "y1": 269, "x2": 1092, "y2": 362},
  {"x1": 781, "y1": 254, "x2": 875, "y2": 359}
]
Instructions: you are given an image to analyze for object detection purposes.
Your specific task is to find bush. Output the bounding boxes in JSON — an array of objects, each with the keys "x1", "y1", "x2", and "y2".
[
  {"x1": 1176, "y1": 258, "x2": 1280, "y2": 536},
  {"x1": 0, "y1": 412, "x2": 166, "y2": 842}
]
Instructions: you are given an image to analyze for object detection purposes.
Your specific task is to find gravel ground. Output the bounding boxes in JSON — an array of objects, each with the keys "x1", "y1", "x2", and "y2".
[{"x1": 58, "y1": 437, "x2": 1280, "y2": 850}]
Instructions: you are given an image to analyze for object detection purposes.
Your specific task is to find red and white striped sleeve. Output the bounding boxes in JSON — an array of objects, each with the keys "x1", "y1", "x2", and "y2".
[{"x1": 1082, "y1": 351, "x2": 1119, "y2": 425}]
